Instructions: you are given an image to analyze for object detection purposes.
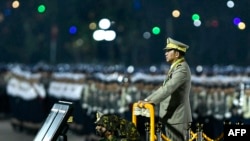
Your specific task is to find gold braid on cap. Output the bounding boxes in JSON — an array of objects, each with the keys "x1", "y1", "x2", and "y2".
[{"x1": 166, "y1": 43, "x2": 187, "y2": 53}]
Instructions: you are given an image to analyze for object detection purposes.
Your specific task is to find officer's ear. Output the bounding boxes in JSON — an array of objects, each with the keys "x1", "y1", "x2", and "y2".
[{"x1": 173, "y1": 50, "x2": 179, "y2": 57}]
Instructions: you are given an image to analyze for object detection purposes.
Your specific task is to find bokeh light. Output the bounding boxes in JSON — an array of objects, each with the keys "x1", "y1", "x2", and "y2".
[
  {"x1": 69, "y1": 26, "x2": 77, "y2": 35},
  {"x1": 193, "y1": 20, "x2": 201, "y2": 27},
  {"x1": 93, "y1": 30, "x2": 116, "y2": 41},
  {"x1": 211, "y1": 20, "x2": 219, "y2": 27},
  {"x1": 233, "y1": 17, "x2": 241, "y2": 26},
  {"x1": 12, "y1": 1, "x2": 20, "y2": 9},
  {"x1": 89, "y1": 22, "x2": 97, "y2": 30},
  {"x1": 192, "y1": 13, "x2": 200, "y2": 21},
  {"x1": 99, "y1": 18, "x2": 111, "y2": 30},
  {"x1": 104, "y1": 30, "x2": 116, "y2": 41},
  {"x1": 172, "y1": 10, "x2": 180, "y2": 18},
  {"x1": 75, "y1": 38, "x2": 84, "y2": 47},
  {"x1": 196, "y1": 65, "x2": 203, "y2": 73},
  {"x1": 143, "y1": 32, "x2": 151, "y2": 39},
  {"x1": 93, "y1": 30, "x2": 105, "y2": 41},
  {"x1": 4, "y1": 9, "x2": 11, "y2": 16},
  {"x1": 0, "y1": 0, "x2": 249, "y2": 66},
  {"x1": 238, "y1": 22, "x2": 246, "y2": 30},
  {"x1": 152, "y1": 26, "x2": 160, "y2": 35},
  {"x1": 227, "y1": 0, "x2": 234, "y2": 8},
  {"x1": 37, "y1": 4, "x2": 46, "y2": 13},
  {"x1": 0, "y1": 13, "x2": 4, "y2": 23}
]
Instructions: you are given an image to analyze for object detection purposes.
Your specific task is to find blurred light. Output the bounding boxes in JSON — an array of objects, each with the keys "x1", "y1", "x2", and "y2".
[
  {"x1": 93, "y1": 18, "x2": 116, "y2": 41},
  {"x1": 12, "y1": 1, "x2": 20, "y2": 9},
  {"x1": 117, "y1": 75, "x2": 124, "y2": 83},
  {"x1": 104, "y1": 30, "x2": 116, "y2": 41},
  {"x1": 196, "y1": 65, "x2": 203, "y2": 73},
  {"x1": 37, "y1": 4, "x2": 46, "y2": 13},
  {"x1": 93, "y1": 30, "x2": 116, "y2": 41},
  {"x1": 143, "y1": 32, "x2": 151, "y2": 39},
  {"x1": 99, "y1": 18, "x2": 111, "y2": 30},
  {"x1": 51, "y1": 25, "x2": 58, "y2": 37},
  {"x1": 152, "y1": 26, "x2": 160, "y2": 35},
  {"x1": 192, "y1": 13, "x2": 200, "y2": 21},
  {"x1": 0, "y1": 13, "x2": 4, "y2": 23},
  {"x1": 227, "y1": 0, "x2": 234, "y2": 8},
  {"x1": 93, "y1": 30, "x2": 105, "y2": 41},
  {"x1": 233, "y1": 17, "x2": 241, "y2": 25},
  {"x1": 75, "y1": 38, "x2": 84, "y2": 47},
  {"x1": 69, "y1": 26, "x2": 77, "y2": 34},
  {"x1": 127, "y1": 65, "x2": 134, "y2": 73},
  {"x1": 238, "y1": 22, "x2": 246, "y2": 30},
  {"x1": 150, "y1": 65, "x2": 157, "y2": 73},
  {"x1": 89, "y1": 22, "x2": 97, "y2": 30},
  {"x1": 211, "y1": 20, "x2": 219, "y2": 27},
  {"x1": 4, "y1": 9, "x2": 11, "y2": 16},
  {"x1": 172, "y1": 10, "x2": 180, "y2": 18},
  {"x1": 193, "y1": 20, "x2": 201, "y2": 27}
]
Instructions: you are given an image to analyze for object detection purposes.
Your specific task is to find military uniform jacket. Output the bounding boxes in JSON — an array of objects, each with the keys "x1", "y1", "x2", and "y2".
[{"x1": 145, "y1": 61, "x2": 192, "y2": 124}]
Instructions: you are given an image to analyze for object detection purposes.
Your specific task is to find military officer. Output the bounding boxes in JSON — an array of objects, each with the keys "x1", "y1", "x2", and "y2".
[{"x1": 138, "y1": 37, "x2": 192, "y2": 141}]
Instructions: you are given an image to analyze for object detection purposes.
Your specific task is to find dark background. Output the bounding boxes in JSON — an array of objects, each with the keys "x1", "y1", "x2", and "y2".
[{"x1": 0, "y1": 0, "x2": 249, "y2": 67}]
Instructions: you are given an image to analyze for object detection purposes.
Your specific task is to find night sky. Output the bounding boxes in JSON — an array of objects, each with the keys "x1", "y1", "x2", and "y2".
[{"x1": 0, "y1": 0, "x2": 249, "y2": 67}]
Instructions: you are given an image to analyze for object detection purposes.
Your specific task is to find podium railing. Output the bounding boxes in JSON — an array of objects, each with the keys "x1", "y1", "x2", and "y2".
[{"x1": 132, "y1": 102, "x2": 224, "y2": 141}]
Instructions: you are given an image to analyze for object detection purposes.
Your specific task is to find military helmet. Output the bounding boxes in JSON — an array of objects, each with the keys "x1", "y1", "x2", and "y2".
[{"x1": 95, "y1": 112, "x2": 119, "y2": 131}]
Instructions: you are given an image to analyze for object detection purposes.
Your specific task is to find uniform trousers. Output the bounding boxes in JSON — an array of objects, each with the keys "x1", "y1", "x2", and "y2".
[{"x1": 164, "y1": 122, "x2": 190, "y2": 141}]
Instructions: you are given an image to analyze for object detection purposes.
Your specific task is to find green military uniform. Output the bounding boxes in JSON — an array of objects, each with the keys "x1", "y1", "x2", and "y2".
[{"x1": 144, "y1": 37, "x2": 192, "y2": 141}]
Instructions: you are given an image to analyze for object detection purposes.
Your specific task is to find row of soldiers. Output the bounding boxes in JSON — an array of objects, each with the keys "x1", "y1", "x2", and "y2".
[
  {"x1": 1, "y1": 63, "x2": 250, "y2": 138},
  {"x1": 190, "y1": 74, "x2": 250, "y2": 138}
]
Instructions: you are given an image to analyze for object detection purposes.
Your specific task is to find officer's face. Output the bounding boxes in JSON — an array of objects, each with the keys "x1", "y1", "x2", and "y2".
[{"x1": 165, "y1": 49, "x2": 178, "y2": 63}]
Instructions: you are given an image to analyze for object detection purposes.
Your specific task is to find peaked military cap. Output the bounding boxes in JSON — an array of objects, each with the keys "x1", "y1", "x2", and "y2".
[{"x1": 164, "y1": 37, "x2": 189, "y2": 53}]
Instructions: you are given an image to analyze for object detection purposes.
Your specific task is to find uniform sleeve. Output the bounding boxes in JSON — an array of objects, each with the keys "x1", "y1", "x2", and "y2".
[{"x1": 145, "y1": 65, "x2": 188, "y2": 105}]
